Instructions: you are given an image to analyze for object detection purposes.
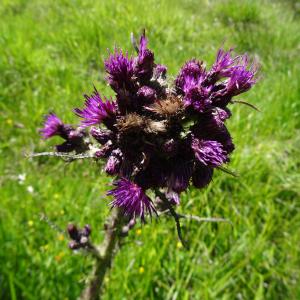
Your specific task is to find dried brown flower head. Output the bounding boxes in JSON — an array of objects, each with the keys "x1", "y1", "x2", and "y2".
[{"x1": 146, "y1": 95, "x2": 184, "y2": 117}]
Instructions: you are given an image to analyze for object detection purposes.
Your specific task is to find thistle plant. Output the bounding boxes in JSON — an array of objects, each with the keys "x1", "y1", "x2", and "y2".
[{"x1": 33, "y1": 31, "x2": 257, "y2": 300}]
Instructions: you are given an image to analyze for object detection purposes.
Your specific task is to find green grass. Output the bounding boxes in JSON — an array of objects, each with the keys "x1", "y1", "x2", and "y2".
[{"x1": 1, "y1": 0, "x2": 300, "y2": 299}]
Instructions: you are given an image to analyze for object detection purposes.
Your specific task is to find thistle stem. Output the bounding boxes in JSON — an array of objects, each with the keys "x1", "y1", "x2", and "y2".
[
  {"x1": 155, "y1": 190, "x2": 188, "y2": 249},
  {"x1": 79, "y1": 208, "x2": 124, "y2": 300},
  {"x1": 27, "y1": 152, "x2": 94, "y2": 160}
]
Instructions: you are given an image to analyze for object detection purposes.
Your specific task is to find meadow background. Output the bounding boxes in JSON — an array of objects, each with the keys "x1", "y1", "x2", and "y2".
[{"x1": 1, "y1": 0, "x2": 300, "y2": 299}]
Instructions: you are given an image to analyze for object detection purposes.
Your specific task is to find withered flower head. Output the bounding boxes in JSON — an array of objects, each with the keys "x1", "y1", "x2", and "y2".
[
  {"x1": 117, "y1": 113, "x2": 145, "y2": 133},
  {"x1": 40, "y1": 32, "x2": 258, "y2": 221},
  {"x1": 146, "y1": 95, "x2": 184, "y2": 117}
]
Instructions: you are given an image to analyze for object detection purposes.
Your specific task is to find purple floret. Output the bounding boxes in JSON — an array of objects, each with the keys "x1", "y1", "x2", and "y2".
[
  {"x1": 134, "y1": 34, "x2": 155, "y2": 81},
  {"x1": 137, "y1": 86, "x2": 157, "y2": 105},
  {"x1": 207, "y1": 48, "x2": 238, "y2": 83},
  {"x1": 74, "y1": 89, "x2": 116, "y2": 127},
  {"x1": 184, "y1": 85, "x2": 212, "y2": 112},
  {"x1": 105, "y1": 49, "x2": 135, "y2": 93},
  {"x1": 226, "y1": 63, "x2": 257, "y2": 96},
  {"x1": 209, "y1": 54, "x2": 257, "y2": 106},
  {"x1": 191, "y1": 137, "x2": 227, "y2": 167},
  {"x1": 154, "y1": 64, "x2": 167, "y2": 78},
  {"x1": 175, "y1": 59, "x2": 206, "y2": 93},
  {"x1": 40, "y1": 113, "x2": 69, "y2": 139},
  {"x1": 107, "y1": 178, "x2": 156, "y2": 220}
]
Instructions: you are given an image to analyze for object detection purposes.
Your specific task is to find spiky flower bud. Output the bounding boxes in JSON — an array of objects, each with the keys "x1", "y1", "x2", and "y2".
[
  {"x1": 67, "y1": 224, "x2": 79, "y2": 240},
  {"x1": 67, "y1": 224, "x2": 92, "y2": 250},
  {"x1": 90, "y1": 127, "x2": 113, "y2": 145}
]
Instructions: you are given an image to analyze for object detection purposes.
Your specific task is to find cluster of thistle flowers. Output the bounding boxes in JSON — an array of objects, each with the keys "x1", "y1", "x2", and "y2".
[{"x1": 41, "y1": 33, "x2": 257, "y2": 221}]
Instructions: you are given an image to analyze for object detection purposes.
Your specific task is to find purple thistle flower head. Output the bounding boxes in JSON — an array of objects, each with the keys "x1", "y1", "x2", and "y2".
[
  {"x1": 209, "y1": 48, "x2": 237, "y2": 80},
  {"x1": 134, "y1": 33, "x2": 155, "y2": 81},
  {"x1": 107, "y1": 178, "x2": 156, "y2": 220},
  {"x1": 193, "y1": 108, "x2": 231, "y2": 133},
  {"x1": 40, "y1": 113, "x2": 70, "y2": 139},
  {"x1": 226, "y1": 62, "x2": 257, "y2": 96},
  {"x1": 74, "y1": 89, "x2": 117, "y2": 127},
  {"x1": 105, "y1": 49, "x2": 135, "y2": 93},
  {"x1": 39, "y1": 33, "x2": 258, "y2": 221},
  {"x1": 175, "y1": 59, "x2": 206, "y2": 93},
  {"x1": 209, "y1": 54, "x2": 257, "y2": 106},
  {"x1": 192, "y1": 118, "x2": 235, "y2": 155},
  {"x1": 191, "y1": 137, "x2": 227, "y2": 167},
  {"x1": 184, "y1": 85, "x2": 212, "y2": 112},
  {"x1": 154, "y1": 64, "x2": 167, "y2": 79},
  {"x1": 137, "y1": 86, "x2": 157, "y2": 105}
]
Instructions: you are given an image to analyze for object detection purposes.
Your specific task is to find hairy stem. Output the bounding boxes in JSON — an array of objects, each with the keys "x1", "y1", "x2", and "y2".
[
  {"x1": 79, "y1": 208, "x2": 124, "y2": 300},
  {"x1": 27, "y1": 152, "x2": 94, "y2": 160}
]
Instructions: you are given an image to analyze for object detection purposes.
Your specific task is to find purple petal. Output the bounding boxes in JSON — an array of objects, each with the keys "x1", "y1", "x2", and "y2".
[
  {"x1": 191, "y1": 137, "x2": 227, "y2": 167},
  {"x1": 105, "y1": 49, "x2": 135, "y2": 93},
  {"x1": 175, "y1": 59, "x2": 206, "y2": 93},
  {"x1": 74, "y1": 89, "x2": 116, "y2": 127},
  {"x1": 40, "y1": 113, "x2": 70, "y2": 139},
  {"x1": 107, "y1": 178, "x2": 156, "y2": 220},
  {"x1": 134, "y1": 33, "x2": 155, "y2": 81},
  {"x1": 154, "y1": 64, "x2": 167, "y2": 79}
]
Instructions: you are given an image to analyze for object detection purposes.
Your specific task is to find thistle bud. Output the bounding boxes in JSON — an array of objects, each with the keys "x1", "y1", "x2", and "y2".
[
  {"x1": 121, "y1": 225, "x2": 130, "y2": 236},
  {"x1": 68, "y1": 240, "x2": 80, "y2": 250},
  {"x1": 154, "y1": 64, "x2": 167, "y2": 79},
  {"x1": 90, "y1": 127, "x2": 113, "y2": 145},
  {"x1": 137, "y1": 86, "x2": 157, "y2": 104},
  {"x1": 105, "y1": 149, "x2": 123, "y2": 175},
  {"x1": 82, "y1": 224, "x2": 91, "y2": 237},
  {"x1": 67, "y1": 224, "x2": 79, "y2": 240},
  {"x1": 94, "y1": 141, "x2": 113, "y2": 158},
  {"x1": 80, "y1": 236, "x2": 88, "y2": 245},
  {"x1": 128, "y1": 219, "x2": 136, "y2": 229}
]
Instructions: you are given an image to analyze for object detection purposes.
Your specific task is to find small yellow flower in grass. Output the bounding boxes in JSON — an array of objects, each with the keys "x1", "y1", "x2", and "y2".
[
  {"x1": 6, "y1": 119, "x2": 13, "y2": 125},
  {"x1": 60, "y1": 209, "x2": 65, "y2": 215},
  {"x1": 139, "y1": 266, "x2": 145, "y2": 274},
  {"x1": 54, "y1": 193, "x2": 60, "y2": 199},
  {"x1": 28, "y1": 220, "x2": 34, "y2": 227},
  {"x1": 41, "y1": 244, "x2": 49, "y2": 251},
  {"x1": 136, "y1": 228, "x2": 142, "y2": 236},
  {"x1": 57, "y1": 234, "x2": 65, "y2": 241},
  {"x1": 55, "y1": 251, "x2": 65, "y2": 262},
  {"x1": 176, "y1": 241, "x2": 183, "y2": 249}
]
